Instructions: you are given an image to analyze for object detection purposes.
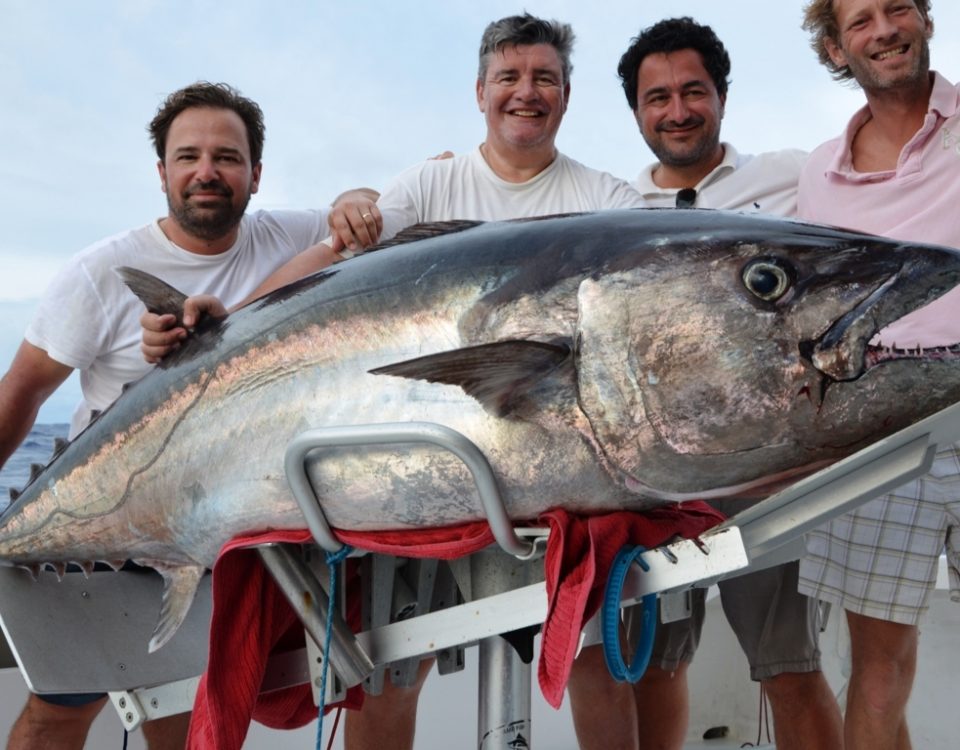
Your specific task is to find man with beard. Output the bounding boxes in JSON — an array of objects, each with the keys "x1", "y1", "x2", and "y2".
[
  {"x1": 0, "y1": 81, "x2": 339, "y2": 750},
  {"x1": 797, "y1": 2, "x2": 960, "y2": 748},
  {"x1": 596, "y1": 18, "x2": 843, "y2": 749},
  {"x1": 141, "y1": 15, "x2": 646, "y2": 750}
]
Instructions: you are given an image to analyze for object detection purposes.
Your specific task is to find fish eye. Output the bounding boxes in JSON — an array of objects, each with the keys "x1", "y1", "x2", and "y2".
[{"x1": 742, "y1": 259, "x2": 792, "y2": 302}]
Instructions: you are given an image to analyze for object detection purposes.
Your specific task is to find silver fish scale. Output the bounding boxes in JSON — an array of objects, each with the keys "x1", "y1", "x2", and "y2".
[{"x1": 3, "y1": 209, "x2": 960, "y2": 575}]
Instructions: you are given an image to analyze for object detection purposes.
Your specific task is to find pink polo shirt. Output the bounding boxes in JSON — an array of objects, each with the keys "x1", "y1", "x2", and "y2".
[{"x1": 798, "y1": 72, "x2": 960, "y2": 349}]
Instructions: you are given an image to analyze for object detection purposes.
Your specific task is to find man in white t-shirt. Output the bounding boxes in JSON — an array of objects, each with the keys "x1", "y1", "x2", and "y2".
[
  {"x1": 141, "y1": 15, "x2": 644, "y2": 355},
  {"x1": 598, "y1": 18, "x2": 843, "y2": 750},
  {"x1": 141, "y1": 14, "x2": 646, "y2": 750},
  {"x1": 0, "y1": 82, "x2": 336, "y2": 750}
]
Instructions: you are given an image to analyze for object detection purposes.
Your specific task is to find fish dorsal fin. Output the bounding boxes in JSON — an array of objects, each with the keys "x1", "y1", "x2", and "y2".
[
  {"x1": 372, "y1": 220, "x2": 483, "y2": 250},
  {"x1": 29, "y1": 463, "x2": 44, "y2": 482},
  {"x1": 371, "y1": 339, "x2": 571, "y2": 416},
  {"x1": 52, "y1": 437, "x2": 69, "y2": 459},
  {"x1": 147, "y1": 563, "x2": 206, "y2": 653},
  {"x1": 8, "y1": 488, "x2": 20, "y2": 502},
  {"x1": 114, "y1": 266, "x2": 189, "y2": 326}
]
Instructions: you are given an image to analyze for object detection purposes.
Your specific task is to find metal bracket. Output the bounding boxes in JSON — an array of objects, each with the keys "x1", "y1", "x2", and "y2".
[{"x1": 108, "y1": 676, "x2": 200, "y2": 731}]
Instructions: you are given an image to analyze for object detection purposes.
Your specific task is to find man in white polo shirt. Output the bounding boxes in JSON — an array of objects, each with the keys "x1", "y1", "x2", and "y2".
[{"x1": 600, "y1": 17, "x2": 843, "y2": 750}]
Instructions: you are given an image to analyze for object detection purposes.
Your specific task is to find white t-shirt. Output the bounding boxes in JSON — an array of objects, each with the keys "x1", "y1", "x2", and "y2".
[
  {"x1": 27, "y1": 208, "x2": 330, "y2": 437},
  {"x1": 635, "y1": 143, "x2": 807, "y2": 217},
  {"x1": 377, "y1": 147, "x2": 647, "y2": 240}
]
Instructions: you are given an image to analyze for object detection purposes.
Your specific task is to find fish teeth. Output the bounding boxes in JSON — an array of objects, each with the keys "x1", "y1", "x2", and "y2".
[
  {"x1": 18, "y1": 564, "x2": 40, "y2": 581},
  {"x1": 45, "y1": 562, "x2": 67, "y2": 581}
]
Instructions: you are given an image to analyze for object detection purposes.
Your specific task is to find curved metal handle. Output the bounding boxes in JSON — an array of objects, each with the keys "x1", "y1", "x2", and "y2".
[{"x1": 284, "y1": 422, "x2": 537, "y2": 558}]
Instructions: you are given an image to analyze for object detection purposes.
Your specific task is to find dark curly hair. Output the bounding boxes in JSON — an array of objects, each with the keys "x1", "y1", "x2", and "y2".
[
  {"x1": 617, "y1": 17, "x2": 731, "y2": 111},
  {"x1": 148, "y1": 81, "x2": 265, "y2": 165}
]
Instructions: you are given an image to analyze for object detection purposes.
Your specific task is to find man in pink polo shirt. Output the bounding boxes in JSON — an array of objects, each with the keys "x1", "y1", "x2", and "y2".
[{"x1": 797, "y1": 2, "x2": 960, "y2": 748}]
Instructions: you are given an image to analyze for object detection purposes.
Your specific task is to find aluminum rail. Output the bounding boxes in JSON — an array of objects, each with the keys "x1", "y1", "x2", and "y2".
[{"x1": 284, "y1": 422, "x2": 536, "y2": 558}]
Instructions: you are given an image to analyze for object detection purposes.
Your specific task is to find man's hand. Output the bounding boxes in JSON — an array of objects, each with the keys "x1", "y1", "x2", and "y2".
[
  {"x1": 328, "y1": 189, "x2": 383, "y2": 255},
  {"x1": 140, "y1": 295, "x2": 227, "y2": 363}
]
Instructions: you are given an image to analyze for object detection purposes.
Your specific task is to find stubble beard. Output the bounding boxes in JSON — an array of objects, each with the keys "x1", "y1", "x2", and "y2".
[
  {"x1": 848, "y1": 38, "x2": 930, "y2": 95},
  {"x1": 647, "y1": 119, "x2": 722, "y2": 170},
  {"x1": 167, "y1": 182, "x2": 252, "y2": 242}
]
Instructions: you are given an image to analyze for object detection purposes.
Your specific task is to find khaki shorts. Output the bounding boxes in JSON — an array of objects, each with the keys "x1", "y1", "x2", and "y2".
[{"x1": 625, "y1": 560, "x2": 822, "y2": 681}]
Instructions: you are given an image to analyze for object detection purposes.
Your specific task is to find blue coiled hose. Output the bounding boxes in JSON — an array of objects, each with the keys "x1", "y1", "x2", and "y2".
[{"x1": 601, "y1": 545, "x2": 658, "y2": 682}]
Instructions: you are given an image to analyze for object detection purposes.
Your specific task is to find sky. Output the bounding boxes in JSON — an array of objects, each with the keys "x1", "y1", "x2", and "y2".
[{"x1": 2, "y1": 0, "x2": 959, "y2": 423}]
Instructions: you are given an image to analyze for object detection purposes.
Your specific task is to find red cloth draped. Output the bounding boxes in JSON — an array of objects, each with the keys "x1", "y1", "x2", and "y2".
[{"x1": 187, "y1": 502, "x2": 723, "y2": 749}]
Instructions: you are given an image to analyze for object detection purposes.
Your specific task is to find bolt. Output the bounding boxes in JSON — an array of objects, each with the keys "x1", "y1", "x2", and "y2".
[
  {"x1": 125, "y1": 712, "x2": 134, "y2": 723},
  {"x1": 118, "y1": 697, "x2": 126, "y2": 708},
  {"x1": 150, "y1": 698, "x2": 159, "y2": 708}
]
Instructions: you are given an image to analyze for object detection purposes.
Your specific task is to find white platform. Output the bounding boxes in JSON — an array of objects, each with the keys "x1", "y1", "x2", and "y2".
[{"x1": 0, "y1": 579, "x2": 955, "y2": 748}]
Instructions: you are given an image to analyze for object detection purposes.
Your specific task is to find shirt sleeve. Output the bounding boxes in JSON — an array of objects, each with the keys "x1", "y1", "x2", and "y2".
[
  {"x1": 25, "y1": 257, "x2": 114, "y2": 371},
  {"x1": 376, "y1": 164, "x2": 428, "y2": 242},
  {"x1": 257, "y1": 208, "x2": 332, "y2": 252}
]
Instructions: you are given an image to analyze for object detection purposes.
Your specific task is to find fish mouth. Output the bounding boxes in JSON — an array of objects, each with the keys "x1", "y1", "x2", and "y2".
[
  {"x1": 865, "y1": 342, "x2": 960, "y2": 368},
  {"x1": 800, "y1": 268, "x2": 960, "y2": 382}
]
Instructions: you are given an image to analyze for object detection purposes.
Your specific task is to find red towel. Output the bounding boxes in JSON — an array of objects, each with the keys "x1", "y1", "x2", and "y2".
[
  {"x1": 536, "y1": 503, "x2": 724, "y2": 707},
  {"x1": 187, "y1": 503, "x2": 723, "y2": 748}
]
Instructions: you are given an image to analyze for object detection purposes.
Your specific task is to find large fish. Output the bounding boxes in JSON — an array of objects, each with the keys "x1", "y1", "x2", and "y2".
[{"x1": 2, "y1": 208, "x2": 960, "y2": 650}]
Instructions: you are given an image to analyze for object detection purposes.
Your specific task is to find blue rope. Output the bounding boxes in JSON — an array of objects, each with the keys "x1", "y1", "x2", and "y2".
[
  {"x1": 315, "y1": 545, "x2": 353, "y2": 750},
  {"x1": 601, "y1": 545, "x2": 658, "y2": 682}
]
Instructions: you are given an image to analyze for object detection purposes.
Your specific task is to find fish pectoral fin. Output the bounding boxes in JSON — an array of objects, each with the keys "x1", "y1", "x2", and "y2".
[
  {"x1": 114, "y1": 266, "x2": 189, "y2": 326},
  {"x1": 371, "y1": 339, "x2": 572, "y2": 416},
  {"x1": 147, "y1": 563, "x2": 206, "y2": 653}
]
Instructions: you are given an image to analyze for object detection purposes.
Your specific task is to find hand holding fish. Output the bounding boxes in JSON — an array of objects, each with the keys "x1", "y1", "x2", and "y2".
[
  {"x1": 328, "y1": 195, "x2": 383, "y2": 254},
  {"x1": 140, "y1": 295, "x2": 227, "y2": 363}
]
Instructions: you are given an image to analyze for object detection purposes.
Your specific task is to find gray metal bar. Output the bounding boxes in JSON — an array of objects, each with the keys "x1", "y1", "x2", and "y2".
[
  {"x1": 477, "y1": 635, "x2": 532, "y2": 750},
  {"x1": 255, "y1": 545, "x2": 374, "y2": 687},
  {"x1": 284, "y1": 422, "x2": 536, "y2": 557},
  {"x1": 729, "y1": 436, "x2": 936, "y2": 562},
  {"x1": 350, "y1": 528, "x2": 748, "y2": 667}
]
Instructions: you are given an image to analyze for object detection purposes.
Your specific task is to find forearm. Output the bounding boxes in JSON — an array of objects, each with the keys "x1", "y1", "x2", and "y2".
[
  {"x1": 239, "y1": 242, "x2": 343, "y2": 307},
  {"x1": 0, "y1": 342, "x2": 73, "y2": 470},
  {"x1": 0, "y1": 396, "x2": 43, "y2": 471}
]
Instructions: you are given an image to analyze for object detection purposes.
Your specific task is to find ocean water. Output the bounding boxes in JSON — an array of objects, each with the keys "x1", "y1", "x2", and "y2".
[{"x1": 0, "y1": 424, "x2": 69, "y2": 507}]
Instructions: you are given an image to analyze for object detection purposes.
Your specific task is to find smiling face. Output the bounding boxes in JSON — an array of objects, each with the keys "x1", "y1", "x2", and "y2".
[
  {"x1": 826, "y1": 0, "x2": 932, "y2": 93},
  {"x1": 476, "y1": 43, "x2": 570, "y2": 160},
  {"x1": 158, "y1": 106, "x2": 261, "y2": 250},
  {"x1": 634, "y1": 49, "x2": 725, "y2": 183}
]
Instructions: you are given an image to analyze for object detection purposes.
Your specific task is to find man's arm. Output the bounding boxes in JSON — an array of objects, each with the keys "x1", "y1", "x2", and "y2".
[
  {"x1": 140, "y1": 241, "x2": 345, "y2": 362},
  {"x1": 0, "y1": 341, "x2": 73, "y2": 469},
  {"x1": 141, "y1": 189, "x2": 384, "y2": 361}
]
